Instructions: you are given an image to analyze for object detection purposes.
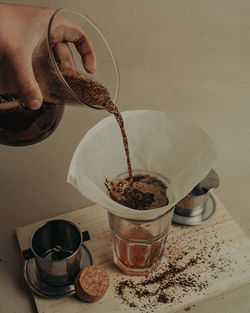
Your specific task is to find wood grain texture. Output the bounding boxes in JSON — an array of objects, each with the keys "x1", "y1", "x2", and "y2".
[{"x1": 16, "y1": 191, "x2": 250, "y2": 313}]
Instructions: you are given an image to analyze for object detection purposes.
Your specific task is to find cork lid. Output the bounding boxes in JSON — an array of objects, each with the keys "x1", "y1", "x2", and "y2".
[{"x1": 74, "y1": 265, "x2": 110, "y2": 302}]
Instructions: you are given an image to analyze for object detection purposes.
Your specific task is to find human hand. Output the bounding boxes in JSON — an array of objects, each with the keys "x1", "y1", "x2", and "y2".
[{"x1": 0, "y1": 3, "x2": 96, "y2": 109}]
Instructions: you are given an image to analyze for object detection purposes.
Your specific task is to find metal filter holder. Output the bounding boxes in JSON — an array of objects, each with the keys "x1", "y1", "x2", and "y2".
[
  {"x1": 22, "y1": 219, "x2": 94, "y2": 298},
  {"x1": 173, "y1": 169, "x2": 220, "y2": 226}
]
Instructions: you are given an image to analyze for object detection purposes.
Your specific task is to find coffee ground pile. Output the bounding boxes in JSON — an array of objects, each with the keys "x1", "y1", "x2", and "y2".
[
  {"x1": 106, "y1": 174, "x2": 169, "y2": 210},
  {"x1": 65, "y1": 70, "x2": 114, "y2": 109},
  {"x1": 113, "y1": 222, "x2": 240, "y2": 312}
]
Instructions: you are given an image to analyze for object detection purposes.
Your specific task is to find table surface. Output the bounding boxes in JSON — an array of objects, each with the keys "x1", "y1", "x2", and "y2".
[
  {"x1": 1, "y1": 1, "x2": 250, "y2": 313},
  {"x1": 16, "y1": 193, "x2": 250, "y2": 313}
]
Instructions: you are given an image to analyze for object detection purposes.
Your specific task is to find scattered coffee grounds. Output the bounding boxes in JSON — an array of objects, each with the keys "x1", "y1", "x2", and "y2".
[
  {"x1": 113, "y1": 222, "x2": 241, "y2": 312},
  {"x1": 114, "y1": 258, "x2": 208, "y2": 311},
  {"x1": 106, "y1": 174, "x2": 168, "y2": 210}
]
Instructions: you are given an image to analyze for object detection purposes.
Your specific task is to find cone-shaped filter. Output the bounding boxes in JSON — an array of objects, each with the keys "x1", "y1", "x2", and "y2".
[{"x1": 68, "y1": 110, "x2": 216, "y2": 220}]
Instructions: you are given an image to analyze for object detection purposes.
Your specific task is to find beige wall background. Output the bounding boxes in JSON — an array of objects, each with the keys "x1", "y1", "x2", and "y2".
[{"x1": 0, "y1": 0, "x2": 250, "y2": 312}]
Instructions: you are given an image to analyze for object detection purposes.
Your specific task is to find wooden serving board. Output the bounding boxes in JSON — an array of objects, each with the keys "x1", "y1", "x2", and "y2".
[{"x1": 16, "y1": 192, "x2": 250, "y2": 313}]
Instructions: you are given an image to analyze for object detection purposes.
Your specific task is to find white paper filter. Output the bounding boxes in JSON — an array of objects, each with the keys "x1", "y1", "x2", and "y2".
[{"x1": 67, "y1": 110, "x2": 216, "y2": 220}]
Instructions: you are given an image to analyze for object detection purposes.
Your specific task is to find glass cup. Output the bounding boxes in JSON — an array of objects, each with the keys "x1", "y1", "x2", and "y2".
[{"x1": 108, "y1": 209, "x2": 174, "y2": 276}]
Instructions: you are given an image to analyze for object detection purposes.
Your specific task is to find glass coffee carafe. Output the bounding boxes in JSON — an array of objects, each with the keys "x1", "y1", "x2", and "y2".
[{"x1": 0, "y1": 8, "x2": 119, "y2": 146}]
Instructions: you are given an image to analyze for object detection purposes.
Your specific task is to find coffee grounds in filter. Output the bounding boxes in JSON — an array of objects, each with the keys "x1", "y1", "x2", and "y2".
[{"x1": 107, "y1": 174, "x2": 169, "y2": 210}]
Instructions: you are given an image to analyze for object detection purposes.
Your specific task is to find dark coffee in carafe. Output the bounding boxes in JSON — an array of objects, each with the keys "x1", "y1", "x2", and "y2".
[{"x1": 0, "y1": 94, "x2": 64, "y2": 146}]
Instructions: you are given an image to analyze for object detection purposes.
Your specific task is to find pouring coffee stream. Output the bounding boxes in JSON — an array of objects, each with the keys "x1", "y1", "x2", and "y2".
[
  {"x1": 58, "y1": 67, "x2": 135, "y2": 204},
  {"x1": 104, "y1": 103, "x2": 135, "y2": 206}
]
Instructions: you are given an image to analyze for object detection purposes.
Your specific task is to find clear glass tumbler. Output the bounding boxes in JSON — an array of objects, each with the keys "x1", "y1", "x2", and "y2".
[{"x1": 108, "y1": 209, "x2": 174, "y2": 276}]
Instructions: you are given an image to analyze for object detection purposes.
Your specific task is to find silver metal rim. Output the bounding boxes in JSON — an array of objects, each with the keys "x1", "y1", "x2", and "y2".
[
  {"x1": 29, "y1": 219, "x2": 83, "y2": 262},
  {"x1": 172, "y1": 193, "x2": 216, "y2": 226}
]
